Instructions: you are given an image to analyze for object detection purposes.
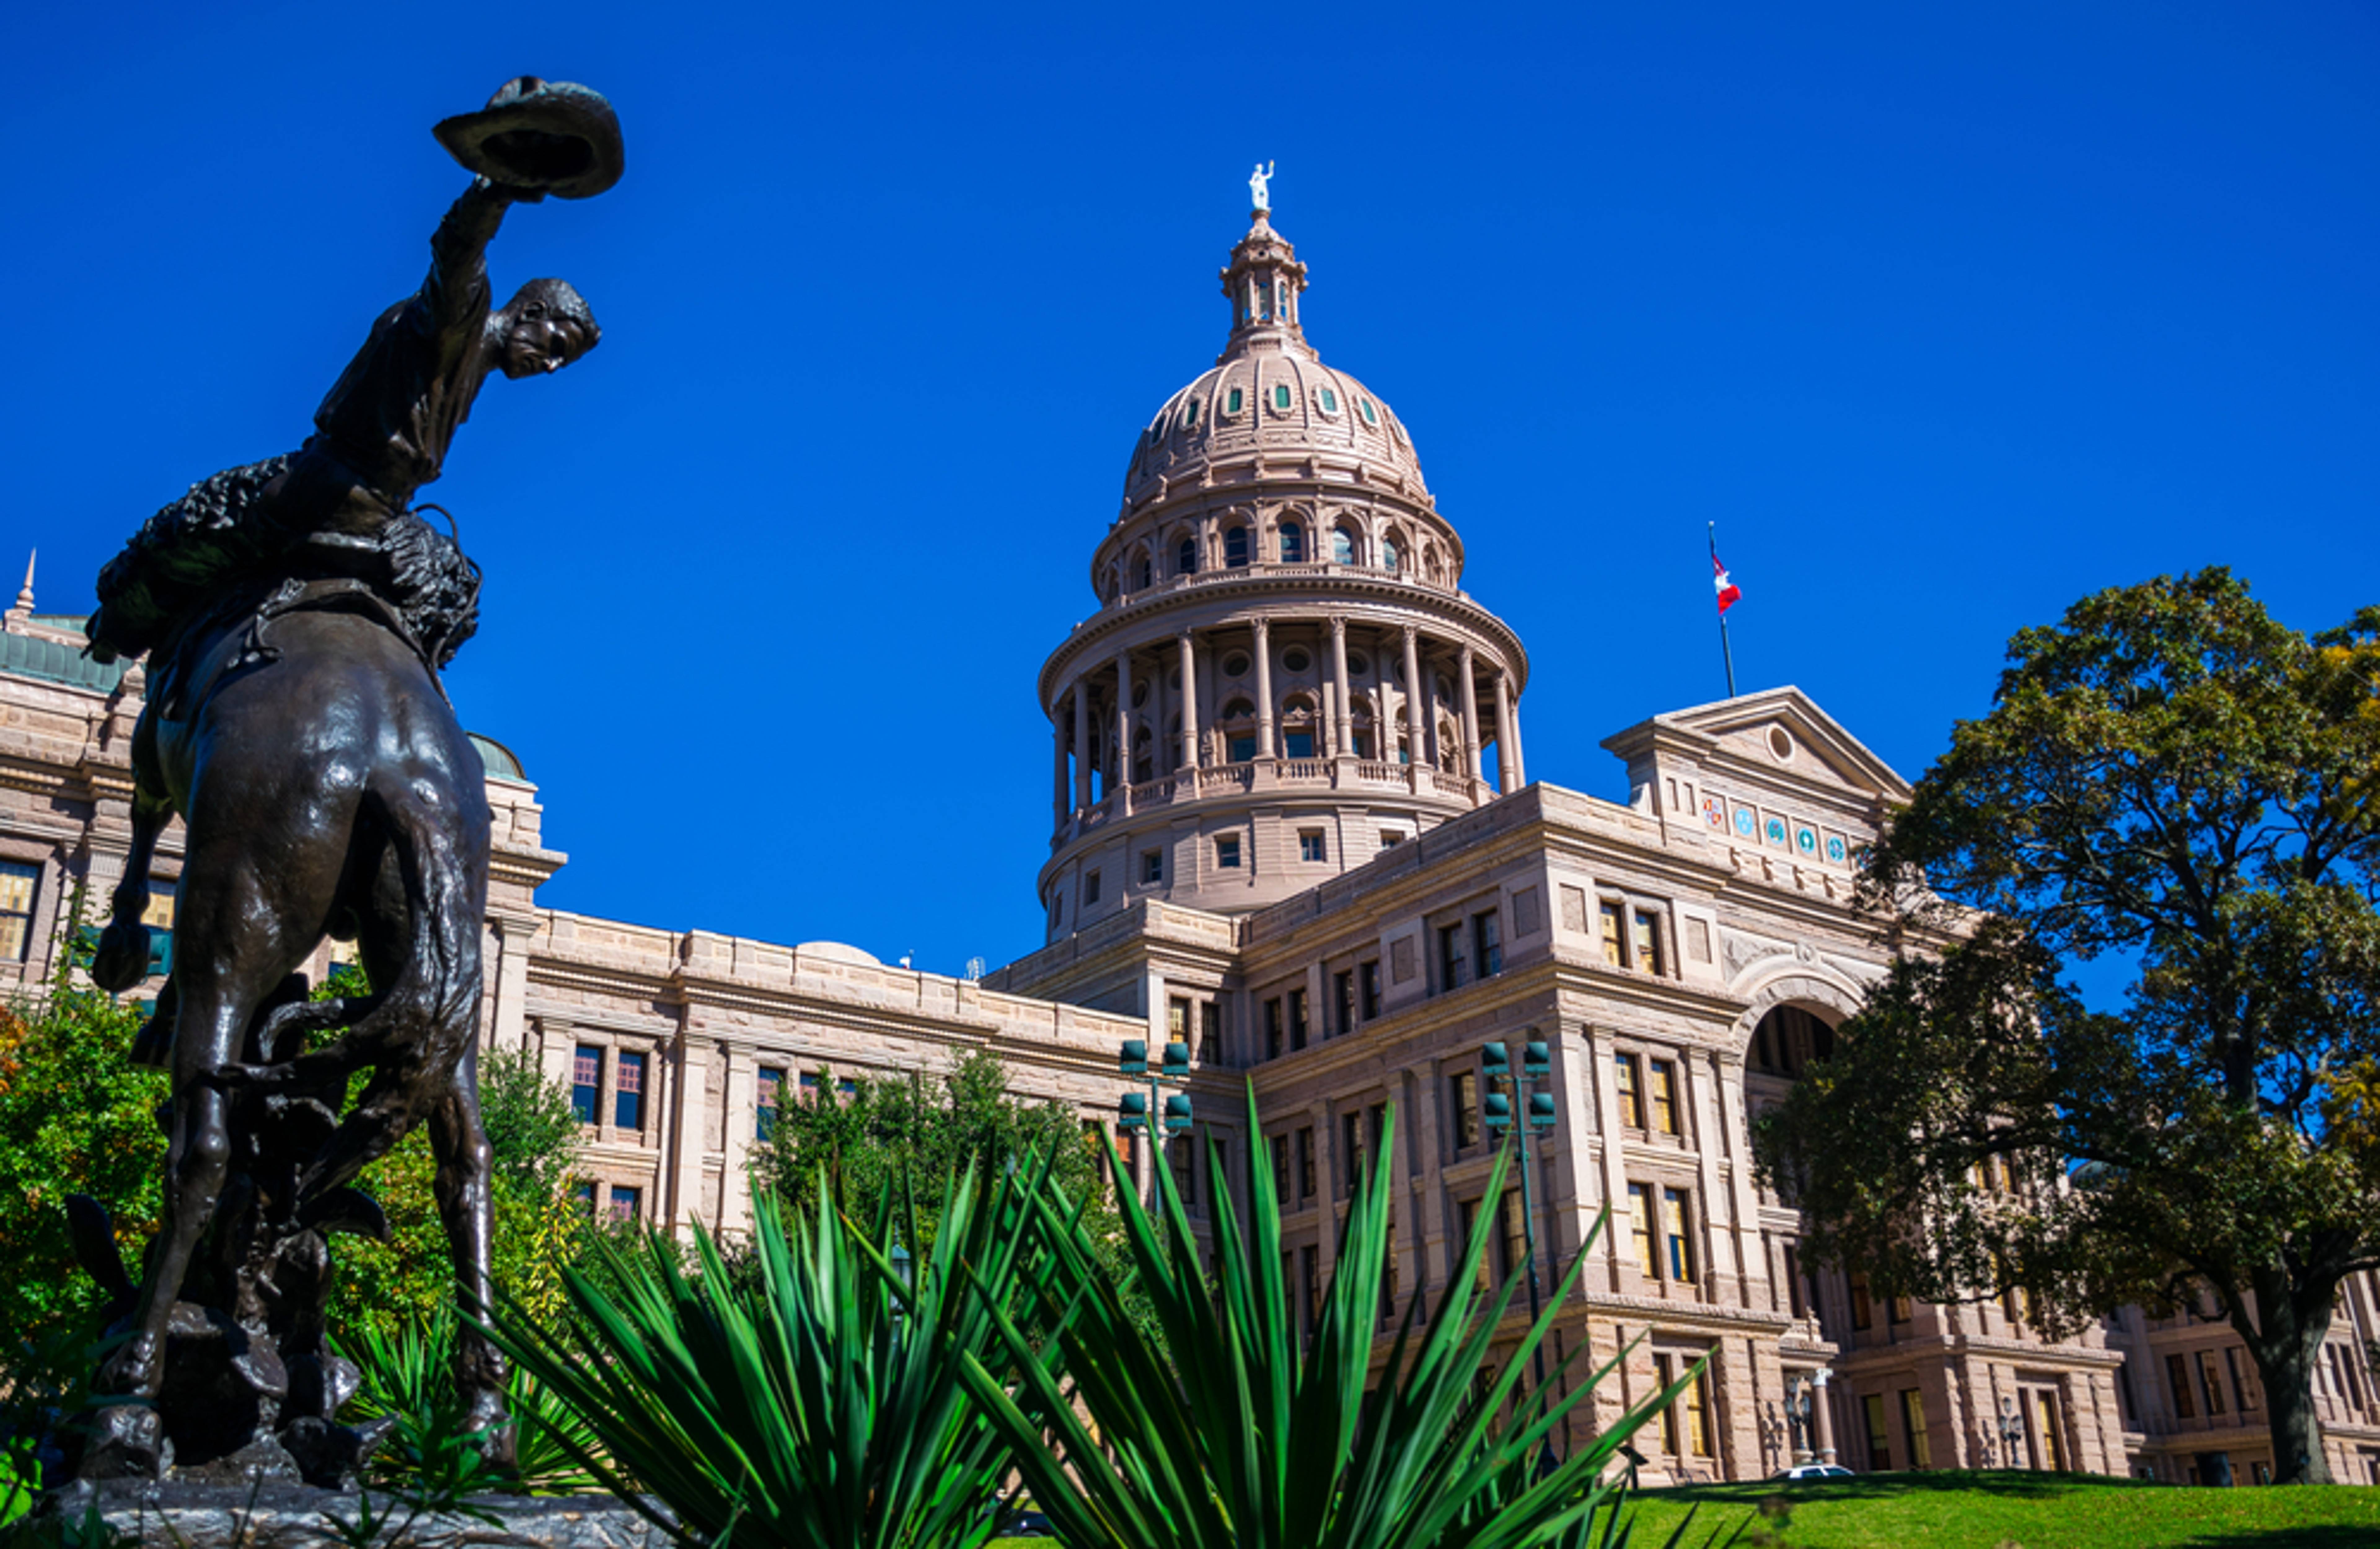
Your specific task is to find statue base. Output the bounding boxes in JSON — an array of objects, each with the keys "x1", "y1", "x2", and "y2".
[{"x1": 33, "y1": 1480, "x2": 667, "y2": 1548}]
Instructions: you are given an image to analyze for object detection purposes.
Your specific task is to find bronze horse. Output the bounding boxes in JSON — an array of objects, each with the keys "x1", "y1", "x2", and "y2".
[{"x1": 66, "y1": 78, "x2": 619, "y2": 1482}]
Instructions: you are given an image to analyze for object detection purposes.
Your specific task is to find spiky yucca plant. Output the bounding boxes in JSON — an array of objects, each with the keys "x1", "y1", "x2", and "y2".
[
  {"x1": 959, "y1": 1086, "x2": 1719, "y2": 1549},
  {"x1": 482, "y1": 1159, "x2": 1062, "y2": 1549}
]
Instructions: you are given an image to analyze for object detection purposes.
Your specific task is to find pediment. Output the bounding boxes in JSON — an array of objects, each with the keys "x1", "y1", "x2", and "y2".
[{"x1": 1601, "y1": 686, "x2": 1912, "y2": 805}]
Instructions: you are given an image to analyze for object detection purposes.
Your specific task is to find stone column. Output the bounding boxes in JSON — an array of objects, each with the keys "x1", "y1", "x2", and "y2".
[
  {"x1": 1330, "y1": 617, "x2": 1352, "y2": 758},
  {"x1": 1400, "y1": 626, "x2": 1425, "y2": 782},
  {"x1": 1178, "y1": 631, "x2": 1199, "y2": 771},
  {"x1": 1154, "y1": 639, "x2": 1171, "y2": 775},
  {"x1": 1493, "y1": 671, "x2": 1518, "y2": 791},
  {"x1": 1115, "y1": 649, "x2": 1134, "y2": 805},
  {"x1": 1254, "y1": 619, "x2": 1276, "y2": 759},
  {"x1": 1051, "y1": 704, "x2": 1069, "y2": 827},
  {"x1": 1509, "y1": 691, "x2": 1527, "y2": 788},
  {"x1": 1458, "y1": 646, "x2": 1482, "y2": 793},
  {"x1": 1072, "y1": 682, "x2": 1091, "y2": 810},
  {"x1": 1812, "y1": 1371, "x2": 1838, "y2": 1464}
]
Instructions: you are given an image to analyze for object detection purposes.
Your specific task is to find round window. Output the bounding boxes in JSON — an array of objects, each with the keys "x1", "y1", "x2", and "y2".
[
  {"x1": 1767, "y1": 727, "x2": 1795, "y2": 761},
  {"x1": 1284, "y1": 648, "x2": 1311, "y2": 673},
  {"x1": 1348, "y1": 654, "x2": 1370, "y2": 675},
  {"x1": 1222, "y1": 652, "x2": 1251, "y2": 678}
]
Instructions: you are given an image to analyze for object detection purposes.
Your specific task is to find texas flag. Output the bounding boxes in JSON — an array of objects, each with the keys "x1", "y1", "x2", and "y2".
[{"x1": 1712, "y1": 552, "x2": 1743, "y2": 614}]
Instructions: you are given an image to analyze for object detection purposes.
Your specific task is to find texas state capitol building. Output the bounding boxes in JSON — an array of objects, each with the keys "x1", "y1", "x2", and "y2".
[{"x1": 5, "y1": 193, "x2": 2378, "y2": 1490}]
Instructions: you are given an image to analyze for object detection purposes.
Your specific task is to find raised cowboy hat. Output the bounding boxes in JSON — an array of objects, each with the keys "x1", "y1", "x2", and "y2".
[{"x1": 434, "y1": 77, "x2": 623, "y2": 200}]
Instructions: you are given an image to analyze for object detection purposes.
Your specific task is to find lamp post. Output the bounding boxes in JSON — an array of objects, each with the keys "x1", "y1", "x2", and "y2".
[
  {"x1": 1118, "y1": 1037, "x2": 1193, "y2": 1200},
  {"x1": 1782, "y1": 1373, "x2": 1814, "y2": 1466},
  {"x1": 1481, "y1": 1039, "x2": 1559, "y2": 1395},
  {"x1": 1998, "y1": 1395, "x2": 2025, "y2": 1471}
]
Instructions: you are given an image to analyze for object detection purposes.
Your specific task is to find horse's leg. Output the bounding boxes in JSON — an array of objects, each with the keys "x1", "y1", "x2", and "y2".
[
  {"x1": 92, "y1": 707, "x2": 170, "y2": 996},
  {"x1": 85, "y1": 845, "x2": 279, "y2": 1474},
  {"x1": 430, "y1": 1044, "x2": 513, "y2": 1460}
]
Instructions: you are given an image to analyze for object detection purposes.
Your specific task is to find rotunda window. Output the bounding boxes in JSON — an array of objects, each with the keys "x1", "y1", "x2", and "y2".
[
  {"x1": 1177, "y1": 537, "x2": 1198, "y2": 576},
  {"x1": 1332, "y1": 526, "x2": 1357, "y2": 565},
  {"x1": 1272, "y1": 383, "x2": 1292, "y2": 411},
  {"x1": 1319, "y1": 386, "x2": 1340, "y2": 414},
  {"x1": 1280, "y1": 522, "x2": 1305, "y2": 563},
  {"x1": 1381, "y1": 539, "x2": 1400, "y2": 573},
  {"x1": 1133, "y1": 553, "x2": 1153, "y2": 590},
  {"x1": 1284, "y1": 648, "x2": 1312, "y2": 673},
  {"x1": 1225, "y1": 526, "x2": 1250, "y2": 567},
  {"x1": 1226, "y1": 387, "x2": 1245, "y2": 415},
  {"x1": 1183, "y1": 398, "x2": 1200, "y2": 429},
  {"x1": 1359, "y1": 397, "x2": 1379, "y2": 427},
  {"x1": 1436, "y1": 674, "x2": 1453, "y2": 701},
  {"x1": 1221, "y1": 697, "x2": 1256, "y2": 720},
  {"x1": 1132, "y1": 681, "x2": 1149, "y2": 708},
  {"x1": 1348, "y1": 653, "x2": 1370, "y2": 675},
  {"x1": 1222, "y1": 652, "x2": 1251, "y2": 678}
]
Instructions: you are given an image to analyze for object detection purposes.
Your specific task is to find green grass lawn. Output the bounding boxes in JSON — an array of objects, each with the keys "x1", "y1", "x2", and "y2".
[{"x1": 1622, "y1": 1469, "x2": 2380, "y2": 1549}]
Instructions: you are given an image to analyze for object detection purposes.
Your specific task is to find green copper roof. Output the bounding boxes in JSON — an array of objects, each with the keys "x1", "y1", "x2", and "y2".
[
  {"x1": 470, "y1": 733, "x2": 526, "y2": 781},
  {"x1": 0, "y1": 628, "x2": 125, "y2": 693}
]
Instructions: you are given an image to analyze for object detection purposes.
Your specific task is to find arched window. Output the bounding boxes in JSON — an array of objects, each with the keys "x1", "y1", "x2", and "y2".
[
  {"x1": 1749, "y1": 1004, "x2": 1839, "y2": 1078},
  {"x1": 1381, "y1": 538, "x2": 1400, "y2": 573},
  {"x1": 1177, "y1": 537, "x2": 1198, "y2": 576},
  {"x1": 1132, "y1": 551, "x2": 1153, "y2": 590},
  {"x1": 1133, "y1": 725, "x2": 1155, "y2": 784},
  {"x1": 1219, "y1": 697, "x2": 1258, "y2": 764},
  {"x1": 1225, "y1": 526, "x2": 1250, "y2": 568},
  {"x1": 1351, "y1": 706, "x2": 1377, "y2": 761},
  {"x1": 1280, "y1": 693, "x2": 1319, "y2": 760},
  {"x1": 1280, "y1": 522, "x2": 1305, "y2": 563},
  {"x1": 1332, "y1": 526, "x2": 1358, "y2": 565}
]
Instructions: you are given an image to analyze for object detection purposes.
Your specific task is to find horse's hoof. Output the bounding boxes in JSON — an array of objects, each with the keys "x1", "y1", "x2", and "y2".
[
  {"x1": 89, "y1": 924, "x2": 150, "y2": 994},
  {"x1": 74, "y1": 1403, "x2": 170, "y2": 1481},
  {"x1": 457, "y1": 1390, "x2": 516, "y2": 1468}
]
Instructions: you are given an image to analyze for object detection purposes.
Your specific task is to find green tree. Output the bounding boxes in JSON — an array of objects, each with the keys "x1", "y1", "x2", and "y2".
[
  {"x1": 752, "y1": 1051, "x2": 1136, "y2": 1288},
  {"x1": 1756, "y1": 569, "x2": 2380, "y2": 1484}
]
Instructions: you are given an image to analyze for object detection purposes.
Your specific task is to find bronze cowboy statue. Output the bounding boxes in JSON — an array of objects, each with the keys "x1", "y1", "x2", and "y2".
[{"x1": 62, "y1": 78, "x2": 622, "y2": 1486}]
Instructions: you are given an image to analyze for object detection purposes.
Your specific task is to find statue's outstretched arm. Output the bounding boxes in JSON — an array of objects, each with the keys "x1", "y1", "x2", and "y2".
[{"x1": 421, "y1": 177, "x2": 521, "y2": 341}]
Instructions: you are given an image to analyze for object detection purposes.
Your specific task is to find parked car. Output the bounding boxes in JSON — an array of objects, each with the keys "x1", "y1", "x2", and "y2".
[{"x1": 1774, "y1": 1463, "x2": 1856, "y2": 1481}]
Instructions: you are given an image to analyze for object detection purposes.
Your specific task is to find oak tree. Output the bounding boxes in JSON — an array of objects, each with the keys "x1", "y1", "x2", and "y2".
[{"x1": 1757, "y1": 570, "x2": 2380, "y2": 1484}]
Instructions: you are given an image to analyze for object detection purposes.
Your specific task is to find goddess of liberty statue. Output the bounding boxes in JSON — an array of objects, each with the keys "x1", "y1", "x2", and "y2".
[{"x1": 1250, "y1": 160, "x2": 1276, "y2": 213}]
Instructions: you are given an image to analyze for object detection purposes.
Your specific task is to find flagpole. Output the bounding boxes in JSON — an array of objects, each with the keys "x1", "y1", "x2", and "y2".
[{"x1": 1710, "y1": 522, "x2": 1737, "y2": 698}]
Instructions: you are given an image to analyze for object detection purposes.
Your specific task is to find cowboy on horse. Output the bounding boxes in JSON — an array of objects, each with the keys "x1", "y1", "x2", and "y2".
[{"x1": 69, "y1": 79, "x2": 621, "y2": 1484}]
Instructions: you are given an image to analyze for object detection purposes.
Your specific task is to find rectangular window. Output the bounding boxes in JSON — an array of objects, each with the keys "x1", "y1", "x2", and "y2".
[
  {"x1": 1168, "y1": 996, "x2": 1190, "y2": 1042},
  {"x1": 1890, "y1": 1293, "x2": 1914, "y2": 1324},
  {"x1": 0, "y1": 860, "x2": 36, "y2": 962},
  {"x1": 1459, "y1": 1197, "x2": 1489, "y2": 1293},
  {"x1": 572, "y1": 1045, "x2": 601, "y2": 1125},
  {"x1": 2226, "y1": 1346, "x2": 2256, "y2": 1411},
  {"x1": 573, "y1": 1180, "x2": 595, "y2": 1215},
  {"x1": 1272, "y1": 1133, "x2": 1291, "y2": 1206},
  {"x1": 1288, "y1": 988, "x2": 1308, "y2": 1051},
  {"x1": 2198, "y1": 1350, "x2": 2227, "y2": 1416},
  {"x1": 1300, "y1": 1243, "x2": 1320, "y2": 1336},
  {"x1": 1299, "y1": 830, "x2": 1327, "y2": 863},
  {"x1": 1473, "y1": 910, "x2": 1502, "y2": 977},
  {"x1": 1649, "y1": 1059, "x2": 1678, "y2": 1135},
  {"x1": 615, "y1": 1051, "x2": 647, "y2": 1131},
  {"x1": 610, "y1": 1185, "x2": 641, "y2": 1222},
  {"x1": 1863, "y1": 1393, "x2": 1892, "y2": 1472},
  {"x1": 1141, "y1": 849, "x2": 1164, "y2": 884},
  {"x1": 1342, "y1": 1110, "x2": 1368, "y2": 1194},
  {"x1": 138, "y1": 880, "x2": 177, "y2": 976},
  {"x1": 2035, "y1": 1391, "x2": 2063, "y2": 1471},
  {"x1": 1084, "y1": 870, "x2": 1101, "y2": 905},
  {"x1": 1216, "y1": 835, "x2": 1241, "y2": 869},
  {"x1": 1783, "y1": 1243, "x2": 1808, "y2": 1318},
  {"x1": 1334, "y1": 969, "x2": 1356, "y2": 1036},
  {"x1": 1633, "y1": 909, "x2": 1664, "y2": 975},
  {"x1": 1497, "y1": 1189, "x2": 1527, "y2": 1283},
  {"x1": 1200, "y1": 1000, "x2": 1222, "y2": 1061},
  {"x1": 1265, "y1": 998, "x2": 1284, "y2": 1060},
  {"x1": 1688, "y1": 1368, "x2": 1714, "y2": 1457},
  {"x1": 1450, "y1": 1069, "x2": 1481, "y2": 1151},
  {"x1": 1295, "y1": 1126, "x2": 1316, "y2": 1200},
  {"x1": 2168, "y1": 1353, "x2": 2196, "y2": 1419},
  {"x1": 1655, "y1": 1354, "x2": 1681, "y2": 1454},
  {"x1": 1359, "y1": 961, "x2": 1382, "y2": 1019},
  {"x1": 1439, "y1": 924, "x2": 1467, "y2": 990},
  {"x1": 1851, "y1": 1272, "x2": 1874, "y2": 1330},
  {"x1": 1662, "y1": 1187, "x2": 1694, "y2": 1284},
  {"x1": 1902, "y1": 1389, "x2": 1932, "y2": 1468},
  {"x1": 1599, "y1": 902, "x2": 1624, "y2": 967},
  {"x1": 1229, "y1": 734, "x2": 1257, "y2": 762},
  {"x1": 1383, "y1": 1219, "x2": 1400, "y2": 1319},
  {"x1": 1615, "y1": 1052, "x2": 1645, "y2": 1129},
  {"x1": 1378, "y1": 829, "x2": 1404, "y2": 849},
  {"x1": 1628, "y1": 1183, "x2": 1658, "y2": 1278},
  {"x1": 756, "y1": 1065, "x2": 785, "y2": 1142},
  {"x1": 1285, "y1": 730, "x2": 1315, "y2": 759}
]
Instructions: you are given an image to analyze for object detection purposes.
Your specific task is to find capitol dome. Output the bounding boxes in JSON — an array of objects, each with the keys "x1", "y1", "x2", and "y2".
[{"x1": 1122, "y1": 213, "x2": 1428, "y2": 506}]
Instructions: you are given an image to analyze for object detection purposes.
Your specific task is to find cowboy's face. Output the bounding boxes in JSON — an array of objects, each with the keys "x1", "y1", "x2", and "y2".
[{"x1": 500, "y1": 310, "x2": 588, "y2": 379}]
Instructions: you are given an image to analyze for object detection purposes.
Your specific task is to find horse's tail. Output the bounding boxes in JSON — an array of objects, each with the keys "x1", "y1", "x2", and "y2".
[{"x1": 290, "y1": 768, "x2": 486, "y2": 1205}]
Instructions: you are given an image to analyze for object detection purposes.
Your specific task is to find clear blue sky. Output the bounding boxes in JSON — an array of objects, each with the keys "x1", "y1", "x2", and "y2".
[{"x1": 5, "y1": 3, "x2": 2374, "y2": 977}]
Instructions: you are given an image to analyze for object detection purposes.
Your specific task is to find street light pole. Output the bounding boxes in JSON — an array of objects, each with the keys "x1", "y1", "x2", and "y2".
[{"x1": 1118, "y1": 1037, "x2": 1193, "y2": 1202}]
